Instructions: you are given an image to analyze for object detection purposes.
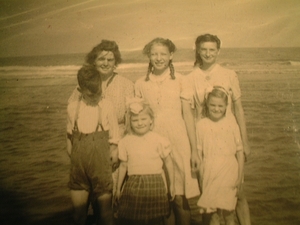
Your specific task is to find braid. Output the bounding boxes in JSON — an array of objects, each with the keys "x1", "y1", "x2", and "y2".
[
  {"x1": 145, "y1": 62, "x2": 152, "y2": 81},
  {"x1": 169, "y1": 61, "x2": 176, "y2": 80}
]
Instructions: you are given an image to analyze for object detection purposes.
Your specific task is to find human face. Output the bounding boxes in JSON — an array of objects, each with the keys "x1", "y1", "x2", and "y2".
[
  {"x1": 80, "y1": 88, "x2": 101, "y2": 106},
  {"x1": 197, "y1": 42, "x2": 220, "y2": 66},
  {"x1": 130, "y1": 110, "x2": 153, "y2": 136},
  {"x1": 207, "y1": 96, "x2": 227, "y2": 122},
  {"x1": 94, "y1": 51, "x2": 116, "y2": 77},
  {"x1": 149, "y1": 43, "x2": 173, "y2": 75}
]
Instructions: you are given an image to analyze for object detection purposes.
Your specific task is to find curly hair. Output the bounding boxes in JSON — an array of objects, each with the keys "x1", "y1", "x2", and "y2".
[{"x1": 85, "y1": 40, "x2": 122, "y2": 66}]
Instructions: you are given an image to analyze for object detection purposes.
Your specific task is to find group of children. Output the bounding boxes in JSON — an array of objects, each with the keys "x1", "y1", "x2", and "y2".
[{"x1": 66, "y1": 34, "x2": 250, "y2": 225}]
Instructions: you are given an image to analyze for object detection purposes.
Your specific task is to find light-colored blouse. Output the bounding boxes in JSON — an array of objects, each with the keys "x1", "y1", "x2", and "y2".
[{"x1": 67, "y1": 98, "x2": 120, "y2": 144}]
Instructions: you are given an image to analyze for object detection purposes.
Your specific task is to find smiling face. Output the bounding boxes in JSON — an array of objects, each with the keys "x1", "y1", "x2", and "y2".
[
  {"x1": 207, "y1": 96, "x2": 227, "y2": 122},
  {"x1": 197, "y1": 41, "x2": 220, "y2": 66},
  {"x1": 130, "y1": 110, "x2": 153, "y2": 136},
  {"x1": 94, "y1": 51, "x2": 116, "y2": 77},
  {"x1": 149, "y1": 43, "x2": 173, "y2": 75}
]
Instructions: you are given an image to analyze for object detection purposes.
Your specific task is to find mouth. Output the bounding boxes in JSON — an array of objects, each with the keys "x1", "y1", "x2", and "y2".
[{"x1": 155, "y1": 62, "x2": 165, "y2": 66}]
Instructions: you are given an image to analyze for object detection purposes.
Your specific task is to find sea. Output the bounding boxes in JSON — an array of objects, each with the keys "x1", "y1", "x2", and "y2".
[{"x1": 0, "y1": 48, "x2": 300, "y2": 225}]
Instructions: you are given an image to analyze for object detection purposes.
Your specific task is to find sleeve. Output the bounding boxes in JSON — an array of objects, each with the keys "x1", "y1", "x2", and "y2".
[
  {"x1": 230, "y1": 70, "x2": 242, "y2": 102},
  {"x1": 68, "y1": 86, "x2": 81, "y2": 103},
  {"x1": 105, "y1": 100, "x2": 120, "y2": 144},
  {"x1": 180, "y1": 74, "x2": 193, "y2": 102},
  {"x1": 157, "y1": 136, "x2": 171, "y2": 158},
  {"x1": 118, "y1": 138, "x2": 128, "y2": 161}
]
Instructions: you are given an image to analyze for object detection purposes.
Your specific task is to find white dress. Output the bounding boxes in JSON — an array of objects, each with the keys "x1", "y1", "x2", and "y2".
[
  {"x1": 135, "y1": 69, "x2": 200, "y2": 198},
  {"x1": 186, "y1": 64, "x2": 241, "y2": 120},
  {"x1": 196, "y1": 116, "x2": 243, "y2": 212}
]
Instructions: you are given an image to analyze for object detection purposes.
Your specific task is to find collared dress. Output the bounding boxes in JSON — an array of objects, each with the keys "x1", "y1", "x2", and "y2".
[{"x1": 196, "y1": 116, "x2": 243, "y2": 213}]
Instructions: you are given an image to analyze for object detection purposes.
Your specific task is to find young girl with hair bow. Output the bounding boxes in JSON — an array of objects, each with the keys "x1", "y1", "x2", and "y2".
[{"x1": 115, "y1": 98, "x2": 175, "y2": 225}]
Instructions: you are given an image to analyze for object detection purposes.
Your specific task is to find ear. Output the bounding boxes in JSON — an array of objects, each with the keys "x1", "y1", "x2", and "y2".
[
  {"x1": 77, "y1": 87, "x2": 83, "y2": 93},
  {"x1": 170, "y1": 52, "x2": 174, "y2": 60},
  {"x1": 150, "y1": 119, "x2": 154, "y2": 130},
  {"x1": 217, "y1": 49, "x2": 221, "y2": 55}
]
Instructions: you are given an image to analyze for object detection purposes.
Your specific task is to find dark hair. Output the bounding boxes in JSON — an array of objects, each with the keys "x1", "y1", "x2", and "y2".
[
  {"x1": 194, "y1": 34, "x2": 221, "y2": 67},
  {"x1": 142, "y1": 37, "x2": 176, "y2": 81},
  {"x1": 202, "y1": 86, "x2": 228, "y2": 117},
  {"x1": 77, "y1": 65, "x2": 101, "y2": 95},
  {"x1": 85, "y1": 40, "x2": 122, "y2": 66}
]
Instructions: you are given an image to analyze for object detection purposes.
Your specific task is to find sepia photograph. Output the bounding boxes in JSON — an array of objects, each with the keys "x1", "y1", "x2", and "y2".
[{"x1": 0, "y1": 0, "x2": 299, "y2": 225}]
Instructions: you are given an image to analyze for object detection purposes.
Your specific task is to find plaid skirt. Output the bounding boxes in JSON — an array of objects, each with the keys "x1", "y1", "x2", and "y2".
[{"x1": 118, "y1": 174, "x2": 169, "y2": 220}]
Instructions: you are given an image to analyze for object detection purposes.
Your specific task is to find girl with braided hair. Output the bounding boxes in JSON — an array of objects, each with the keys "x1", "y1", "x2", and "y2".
[{"x1": 135, "y1": 37, "x2": 200, "y2": 225}]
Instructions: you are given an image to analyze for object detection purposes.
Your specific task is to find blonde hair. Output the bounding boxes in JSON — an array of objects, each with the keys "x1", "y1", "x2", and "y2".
[{"x1": 125, "y1": 100, "x2": 154, "y2": 135}]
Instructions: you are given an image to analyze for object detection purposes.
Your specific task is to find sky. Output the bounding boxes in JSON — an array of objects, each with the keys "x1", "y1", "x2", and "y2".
[{"x1": 0, "y1": 0, "x2": 300, "y2": 57}]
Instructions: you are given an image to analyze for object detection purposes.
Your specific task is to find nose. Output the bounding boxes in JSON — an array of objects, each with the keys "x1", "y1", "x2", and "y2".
[
  {"x1": 137, "y1": 119, "x2": 142, "y2": 125},
  {"x1": 156, "y1": 54, "x2": 162, "y2": 61},
  {"x1": 103, "y1": 59, "x2": 108, "y2": 65}
]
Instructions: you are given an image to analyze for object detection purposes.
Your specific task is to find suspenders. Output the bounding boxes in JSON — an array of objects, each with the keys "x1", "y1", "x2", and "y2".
[{"x1": 73, "y1": 97, "x2": 104, "y2": 133}]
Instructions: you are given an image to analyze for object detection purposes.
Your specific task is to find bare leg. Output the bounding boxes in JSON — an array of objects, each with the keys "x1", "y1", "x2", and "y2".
[
  {"x1": 222, "y1": 210, "x2": 235, "y2": 225},
  {"x1": 164, "y1": 207, "x2": 175, "y2": 225},
  {"x1": 70, "y1": 190, "x2": 89, "y2": 225},
  {"x1": 202, "y1": 213, "x2": 214, "y2": 225},
  {"x1": 210, "y1": 212, "x2": 220, "y2": 225},
  {"x1": 236, "y1": 184, "x2": 251, "y2": 225},
  {"x1": 97, "y1": 192, "x2": 113, "y2": 225},
  {"x1": 173, "y1": 195, "x2": 191, "y2": 225}
]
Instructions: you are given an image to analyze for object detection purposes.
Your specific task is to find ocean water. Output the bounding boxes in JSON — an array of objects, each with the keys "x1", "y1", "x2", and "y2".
[{"x1": 0, "y1": 48, "x2": 300, "y2": 225}]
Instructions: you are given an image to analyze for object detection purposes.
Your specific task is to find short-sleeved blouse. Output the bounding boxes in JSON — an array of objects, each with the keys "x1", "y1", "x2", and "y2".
[
  {"x1": 186, "y1": 64, "x2": 241, "y2": 118},
  {"x1": 118, "y1": 131, "x2": 171, "y2": 175}
]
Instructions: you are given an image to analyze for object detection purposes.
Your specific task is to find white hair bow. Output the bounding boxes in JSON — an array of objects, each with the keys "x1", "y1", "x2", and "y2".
[{"x1": 126, "y1": 97, "x2": 145, "y2": 114}]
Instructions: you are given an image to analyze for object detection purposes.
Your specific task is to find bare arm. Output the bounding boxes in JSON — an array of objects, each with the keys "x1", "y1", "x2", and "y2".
[
  {"x1": 236, "y1": 150, "x2": 244, "y2": 196},
  {"x1": 66, "y1": 136, "x2": 72, "y2": 157},
  {"x1": 233, "y1": 99, "x2": 251, "y2": 159},
  {"x1": 110, "y1": 144, "x2": 119, "y2": 170},
  {"x1": 181, "y1": 99, "x2": 199, "y2": 171},
  {"x1": 115, "y1": 161, "x2": 127, "y2": 200},
  {"x1": 163, "y1": 155, "x2": 175, "y2": 199}
]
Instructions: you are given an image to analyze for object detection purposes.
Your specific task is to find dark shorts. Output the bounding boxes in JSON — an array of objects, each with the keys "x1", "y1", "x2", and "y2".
[
  {"x1": 68, "y1": 130, "x2": 112, "y2": 199},
  {"x1": 118, "y1": 174, "x2": 169, "y2": 220}
]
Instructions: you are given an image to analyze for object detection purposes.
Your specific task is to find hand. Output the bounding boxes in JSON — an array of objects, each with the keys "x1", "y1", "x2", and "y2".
[
  {"x1": 191, "y1": 151, "x2": 200, "y2": 172},
  {"x1": 114, "y1": 190, "x2": 121, "y2": 204},
  {"x1": 169, "y1": 183, "x2": 175, "y2": 201},
  {"x1": 110, "y1": 148, "x2": 119, "y2": 171},
  {"x1": 235, "y1": 179, "x2": 242, "y2": 197}
]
